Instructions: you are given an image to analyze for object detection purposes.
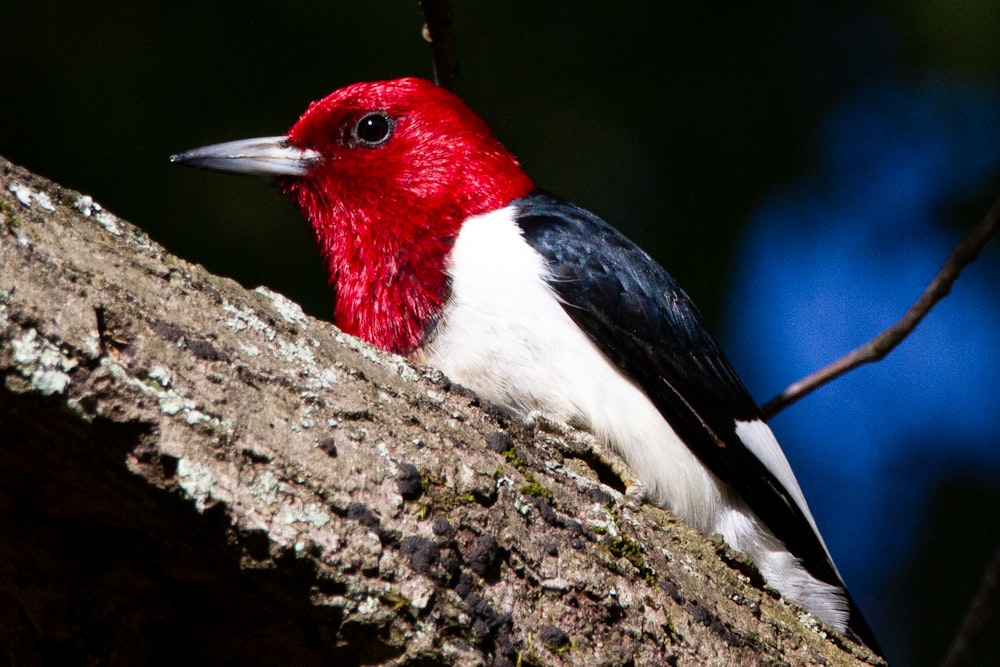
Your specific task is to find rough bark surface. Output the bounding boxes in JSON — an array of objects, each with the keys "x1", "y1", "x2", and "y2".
[{"x1": 0, "y1": 156, "x2": 884, "y2": 666}]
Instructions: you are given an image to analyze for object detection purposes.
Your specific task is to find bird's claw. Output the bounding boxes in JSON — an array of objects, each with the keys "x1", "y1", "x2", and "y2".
[{"x1": 524, "y1": 411, "x2": 645, "y2": 503}]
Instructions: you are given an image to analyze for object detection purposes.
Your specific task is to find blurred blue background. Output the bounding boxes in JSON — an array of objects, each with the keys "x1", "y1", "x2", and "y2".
[
  {"x1": 726, "y1": 77, "x2": 1000, "y2": 663},
  {"x1": 2, "y1": 2, "x2": 998, "y2": 664}
]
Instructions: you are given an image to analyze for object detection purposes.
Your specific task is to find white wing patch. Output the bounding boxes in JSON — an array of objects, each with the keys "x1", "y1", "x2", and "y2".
[{"x1": 733, "y1": 419, "x2": 836, "y2": 562}]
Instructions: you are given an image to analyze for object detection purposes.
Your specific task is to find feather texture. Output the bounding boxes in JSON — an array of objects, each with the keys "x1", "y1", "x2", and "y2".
[{"x1": 424, "y1": 192, "x2": 878, "y2": 648}]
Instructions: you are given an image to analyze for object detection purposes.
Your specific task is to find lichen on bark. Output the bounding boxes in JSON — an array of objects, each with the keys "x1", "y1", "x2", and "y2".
[{"x1": 0, "y1": 156, "x2": 883, "y2": 666}]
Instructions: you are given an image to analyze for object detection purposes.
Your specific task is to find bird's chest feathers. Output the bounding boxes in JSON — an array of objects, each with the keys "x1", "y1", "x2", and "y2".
[{"x1": 422, "y1": 207, "x2": 605, "y2": 419}]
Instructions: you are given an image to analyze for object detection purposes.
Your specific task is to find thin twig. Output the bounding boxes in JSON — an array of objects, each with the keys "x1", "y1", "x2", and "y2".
[
  {"x1": 939, "y1": 541, "x2": 1000, "y2": 667},
  {"x1": 761, "y1": 192, "x2": 1000, "y2": 418},
  {"x1": 418, "y1": 0, "x2": 459, "y2": 90}
]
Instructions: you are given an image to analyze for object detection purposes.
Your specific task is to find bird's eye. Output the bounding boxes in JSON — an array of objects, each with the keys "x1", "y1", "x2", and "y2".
[{"x1": 352, "y1": 112, "x2": 394, "y2": 148}]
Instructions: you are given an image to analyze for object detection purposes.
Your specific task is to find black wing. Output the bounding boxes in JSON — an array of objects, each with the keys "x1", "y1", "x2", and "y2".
[{"x1": 514, "y1": 190, "x2": 878, "y2": 649}]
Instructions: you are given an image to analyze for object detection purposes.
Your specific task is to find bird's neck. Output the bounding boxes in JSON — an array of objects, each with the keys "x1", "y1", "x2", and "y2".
[{"x1": 306, "y1": 201, "x2": 457, "y2": 355}]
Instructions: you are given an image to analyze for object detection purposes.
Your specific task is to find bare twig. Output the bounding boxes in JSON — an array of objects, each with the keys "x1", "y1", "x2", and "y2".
[
  {"x1": 939, "y1": 541, "x2": 1000, "y2": 667},
  {"x1": 761, "y1": 192, "x2": 1000, "y2": 418},
  {"x1": 418, "y1": 0, "x2": 459, "y2": 90}
]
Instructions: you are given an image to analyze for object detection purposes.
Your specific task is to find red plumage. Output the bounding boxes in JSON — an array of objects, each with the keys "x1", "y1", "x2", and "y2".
[{"x1": 280, "y1": 78, "x2": 534, "y2": 353}]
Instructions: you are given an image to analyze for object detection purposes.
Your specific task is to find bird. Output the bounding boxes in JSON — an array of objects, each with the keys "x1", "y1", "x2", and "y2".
[{"x1": 172, "y1": 77, "x2": 880, "y2": 652}]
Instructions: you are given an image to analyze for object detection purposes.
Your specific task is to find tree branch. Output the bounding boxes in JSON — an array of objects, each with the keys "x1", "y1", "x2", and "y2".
[
  {"x1": 0, "y1": 156, "x2": 885, "y2": 665},
  {"x1": 939, "y1": 541, "x2": 1000, "y2": 667},
  {"x1": 418, "y1": 0, "x2": 459, "y2": 90},
  {"x1": 761, "y1": 192, "x2": 1000, "y2": 418}
]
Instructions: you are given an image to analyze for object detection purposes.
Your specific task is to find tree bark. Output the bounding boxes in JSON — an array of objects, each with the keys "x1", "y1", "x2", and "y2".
[{"x1": 0, "y1": 156, "x2": 883, "y2": 666}]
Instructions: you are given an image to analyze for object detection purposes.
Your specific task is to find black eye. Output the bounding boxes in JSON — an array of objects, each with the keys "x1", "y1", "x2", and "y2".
[{"x1": 352, "y1": 112, "x2": 394, "y2": 147}]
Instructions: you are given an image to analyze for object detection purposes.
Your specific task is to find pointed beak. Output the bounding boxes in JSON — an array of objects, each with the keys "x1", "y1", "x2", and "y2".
[{"x1": 170, "y1": 136, "x2": 322, "y2": 177}]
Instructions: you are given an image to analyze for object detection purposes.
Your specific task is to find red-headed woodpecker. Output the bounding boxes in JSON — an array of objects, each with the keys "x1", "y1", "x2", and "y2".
[{"x1": 172, "y1": 77, "x2": 879, "y2": 651}]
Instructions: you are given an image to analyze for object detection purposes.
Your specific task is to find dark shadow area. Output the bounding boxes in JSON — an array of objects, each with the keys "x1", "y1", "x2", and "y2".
[{"x1": 0, "y1": 388, "x2": 392, "y2": 666}]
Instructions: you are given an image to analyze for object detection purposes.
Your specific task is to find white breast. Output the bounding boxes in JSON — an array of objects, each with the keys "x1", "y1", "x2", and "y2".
[
  {"x1": 424, "y1": 207, "x2": 722, "y2": 523},
  {"x1": 422, "y1": 206, "x2": 849, "y2": 630}
]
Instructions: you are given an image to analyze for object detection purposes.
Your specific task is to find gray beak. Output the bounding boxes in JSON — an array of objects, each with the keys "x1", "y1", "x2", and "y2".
[{"x1": 170, "y1": 136, "x2": 322, "y2": 176}]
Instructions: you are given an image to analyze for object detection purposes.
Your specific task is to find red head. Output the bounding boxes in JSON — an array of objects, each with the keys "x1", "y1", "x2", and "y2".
[{"x1": 173, "y1": 78, "x2": 534, "y2": 354}]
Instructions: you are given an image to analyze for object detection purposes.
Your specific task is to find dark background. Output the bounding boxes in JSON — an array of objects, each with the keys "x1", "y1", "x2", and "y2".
[{"x1": 3, "y1": 2, "x2": 999, "y2": 664}]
